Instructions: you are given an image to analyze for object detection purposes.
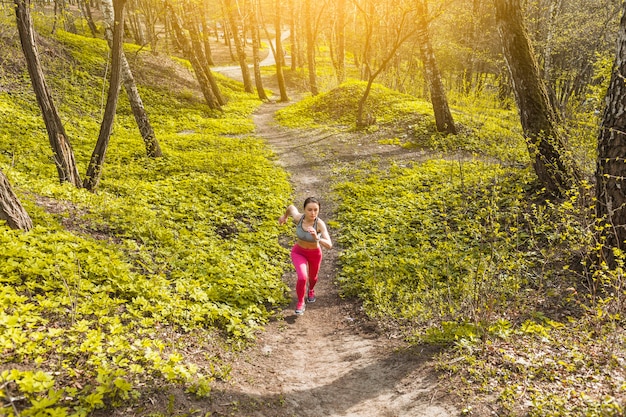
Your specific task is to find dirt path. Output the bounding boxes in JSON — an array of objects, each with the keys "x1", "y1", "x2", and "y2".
[{"x1": 207, "y1": 99, "x2": 459, "y2": 417}]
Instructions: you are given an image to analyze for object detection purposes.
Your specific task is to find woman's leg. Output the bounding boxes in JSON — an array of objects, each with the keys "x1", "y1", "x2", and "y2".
[
  {"x1": 291, "y1": 246, "x2": 309, "y2": 309},
  {"x1": 305, "y1": 248, "x2": 323, "y2": 294}
]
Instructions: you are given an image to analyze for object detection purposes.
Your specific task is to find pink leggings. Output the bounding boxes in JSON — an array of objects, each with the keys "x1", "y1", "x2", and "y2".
[{"x1": 291, "y1": 244, "x2": 323, "y2": 305}]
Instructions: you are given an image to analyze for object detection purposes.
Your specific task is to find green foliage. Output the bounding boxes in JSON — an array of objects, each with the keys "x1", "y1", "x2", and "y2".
[
  {"x1": 334, "y1": 158, "x2": 535, "y2": 326},
  {"x1": 0, "y1": 21, "x2": 291, "y2": 416},
  {"x1": 275, "y1": 80, "x2": 433, "y2": 129}
]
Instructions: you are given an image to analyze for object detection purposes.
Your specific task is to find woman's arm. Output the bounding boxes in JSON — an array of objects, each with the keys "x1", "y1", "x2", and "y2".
[
  {"x1": 278, "y1": 204, "x2": 300, "y2": 225},
  {"x1": 316, "y1": 219, "x2": 333, "y2": 250}
]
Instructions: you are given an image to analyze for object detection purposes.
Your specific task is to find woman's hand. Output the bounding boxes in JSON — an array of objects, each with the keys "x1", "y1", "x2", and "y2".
[
  {"x1": 278, "y1": 215, "x2": 287, "y2": 225},
  {"x1": 308, "y1": 227, "x2": 318, "y2": 240}
]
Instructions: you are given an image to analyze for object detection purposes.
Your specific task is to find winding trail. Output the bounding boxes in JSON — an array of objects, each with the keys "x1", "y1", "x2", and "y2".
[{"x1": 207, "y1": 96, "x2": 459, "y2": 416}]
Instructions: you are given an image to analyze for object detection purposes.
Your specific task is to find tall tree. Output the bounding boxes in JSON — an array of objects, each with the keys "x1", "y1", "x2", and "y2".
[
  {"x1": 101, "y1": 0, "x2": 163, "y2": 158},
  {"x1": 167, "y1": 2, "x2": 222, "y2": 110},
  {"x1": 246, "y1": 0, "x2": 269, "y2": 100},
  {"x1": 596, "y1": 2, "x2": 626, "y2": 267},
  {"x1": 354, "y1": 0, "x2": 416, "y2": 127},
  {"x1": 304, "y1": 0, "x2": 318, "y2": 95},
  {"x1": 274, "y1": 0, "x2": 289, "y2": 102},
  {"x1": 334, "y1": 0, "x2": 346, "y2": 84},
  {"x1": 84, "y1": 0, "x2": 128, "y2": 191},
  {"x1": 15, "y1": 0, "x2": 82, "y2": 187},
  {"x1": 223, "y1": 0, "x2": 254, "y2": 93},
  {"x1": 0, "y1": 170, "x2": 32, "y2": 231},
  {"x1": 416, "y1": 0, "x2": 456, "y2": 134},
  {"x1": 495, "y1": 0, "x2": 579, "y2": 196}
]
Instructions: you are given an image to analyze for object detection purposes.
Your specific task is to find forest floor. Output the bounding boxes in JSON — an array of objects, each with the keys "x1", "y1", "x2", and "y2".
[{"x1": 202, "y1": 67, "x2": 462, "y2": 414}]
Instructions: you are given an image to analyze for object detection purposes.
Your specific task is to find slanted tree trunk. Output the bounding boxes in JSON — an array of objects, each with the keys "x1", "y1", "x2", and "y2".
[
  {"x1": 101, "y1": 0, "x2": 162, "y2": 158},
  {"x1": 416, "y1": 0, "x2": 456, "y2": 135},
  {"x1": 304, "y1": 0, "x2": 318, "y2": 95},
  {"x1": 495, "y1": 0, "x2": 579, "y2": 196},
  {"x1": 15, "y1": 0, "x2": 82, "y2": 187},
  {"x1": 186, "y1": 8, "x2": 226, "y2": 106},
  {"x1": 224, "y1": 0, "x2": 254, "y2": 93},
  {"x1": 274, "y1": 0, "x2": 289, "y2": 102},
  {"x1": 78, "y1": 0, "x2": 98, "y2": 37},
  {"x1": 0, "y1": 170, "x2": 32, "y2": 231},
  {"x1": 167, "y1": 3, "x2": 222, "y2": 110},
  {"x1": 596, "y1": 2, "x2": 626, "y2": 267},
  {"x1": 84, "y1": 0, "x2": 127, "y2": 191},
  {"x1": 247, "y1": 0, "x2": 268, "y2": 100}
]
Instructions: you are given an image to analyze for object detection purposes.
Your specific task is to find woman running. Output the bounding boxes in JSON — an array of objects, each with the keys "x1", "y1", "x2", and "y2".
[{"x1": 278, "y1": 197, "x2": 332, "y2": 315}]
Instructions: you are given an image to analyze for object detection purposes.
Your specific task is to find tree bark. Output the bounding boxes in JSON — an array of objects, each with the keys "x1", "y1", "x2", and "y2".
[
  {"x1": 15, "y1": 0, "x2": 82, "y2": 187},
  {"x1": 336, "y1": 0, "x2": 346, "y2": 84},
  {"x1": 416, "y1": 0, "x2": 456, "y2": 135},
  {"x1": 304, "y1": 0, "x2": 318, "y2": 95},
  {"x1": 274, "y1": 0, "x2": 289, "y2": 102},
  {"x1": 495, "y1": 0, "x2": 579, "y2": 196},
  {"x1": 101, "y1": 0, "x2": 162, "y2": 158},
  {"x1": 596, "y1": 2, "x2": 626, "y2": 267},
  {"x1": 84, "y1": 0, "x2": 127, "y2": 191},
  {"x1": 224, "y1": 0, "x2": 254, "y2": 93},
  {"x1": 247, "y1": 0, "x2": 268, "y2": 100},
  {"x1": 0, "y1": 170, "x2": 32, "y2": 231},
  {"x1": 167, "y1": 3, "x2": 222, "y2": 110}
]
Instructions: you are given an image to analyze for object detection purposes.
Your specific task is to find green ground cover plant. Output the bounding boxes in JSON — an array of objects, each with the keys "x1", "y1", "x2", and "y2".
[
  {"x1": 0, "y1": 21, "x2": 292, "y2": 416},
  {"x1": 277, "y1": 81, "x2": 624, "y2": 415}
]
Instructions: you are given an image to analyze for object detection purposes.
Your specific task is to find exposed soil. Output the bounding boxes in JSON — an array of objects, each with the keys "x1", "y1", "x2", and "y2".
[{"x1": 201, "y1": 92, "x2": 461, "y2": 416}]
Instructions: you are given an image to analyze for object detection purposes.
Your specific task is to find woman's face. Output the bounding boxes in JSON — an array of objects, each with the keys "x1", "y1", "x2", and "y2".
[{"x1": 304, "y1": 202, "x2": 320, "y2": 220}]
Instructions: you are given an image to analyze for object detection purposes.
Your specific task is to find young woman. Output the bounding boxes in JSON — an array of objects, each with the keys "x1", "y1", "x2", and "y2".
[{"x1": 278, "y1": 197, "x2": 332, "y2": 315}]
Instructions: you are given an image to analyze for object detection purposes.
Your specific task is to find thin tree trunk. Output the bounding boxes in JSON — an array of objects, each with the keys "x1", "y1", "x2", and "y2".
[
  {"x1": 495, "y1": 0, "x2": 579, "y2": 196},
  {"x1": 596, "y1": 2, "x2": 626, "y2": 267},
  {"x1": 168, "y1": 3, "x2": 221, "y2": 110},
  {"x1": 101, "y1": 0, "x2": 162, "y2": 158},
  {"x1": 200, "y1": 9, "x2": 215, "y2": 66},
  {"x1": 79, "y1": 0, "x2": 98, "y2": 37},
  {"x1": 417, "y1": 0, "x2": 456, "y2": 135},
  {"x1": 335, "y1": 0, "x2": 346, "y2": 84},
  {"x1": 15, "y1": 0, "x2": 82, "y2": 187},
  {"x1": 247, "y1": 0, "x2": 268, "y2": 100},
  {"x1": 304, "y1": 0, "x2": 318, "y2": 95},
  {"x1": 84, "y1": 0, "x2": 127, "y2": 191},
  {"x1": 186, "y1": 8, "x2": 226, "y2": 106},
  {"x1": 289, "y1": 0, "x2": 297, "y2": 71},
  {"x1": 224, "y1": 0, "x2": 254, "y2": 93},
  {"x1": 274, "y1": 0, "x2": 289, "y2": 102},
  {"x1": 0, "y1": 170, "x2": 33, "y2": 231}
]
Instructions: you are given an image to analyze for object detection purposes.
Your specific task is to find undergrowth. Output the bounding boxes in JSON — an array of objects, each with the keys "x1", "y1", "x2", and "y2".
[{"x1": 0, "y1": 19, "x2": 292, "y2": 416}]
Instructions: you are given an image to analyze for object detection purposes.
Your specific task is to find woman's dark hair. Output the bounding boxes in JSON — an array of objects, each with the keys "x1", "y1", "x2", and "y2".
[{"x1": 303, "y1": 196, "x2": 320, "y2": 209}]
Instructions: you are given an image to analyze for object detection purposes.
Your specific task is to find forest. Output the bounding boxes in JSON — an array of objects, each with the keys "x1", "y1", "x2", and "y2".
[{"x1": 0, "y1": 0, "x2": 625, "y2": 415}]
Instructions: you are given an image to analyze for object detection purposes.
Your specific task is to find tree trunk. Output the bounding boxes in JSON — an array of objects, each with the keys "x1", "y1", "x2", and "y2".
[
  {"x1": 304, "y1": 0, "x2": 318, "y2": 95},
  {"x1": 15, "y1": 0, "x2": 82, "y2": 187},
  {"x1": 289, "y1": 0, "x2": 297, "y2": 71},
  {"x1": 274, "y1": 0, "x2": 289, "y2": 102},
  {"x1": 101, "y1": 0, "x2": 162, "y2": 158},
  {"x1": 247, "y1": 0, "x2": 268, "y2": 100},
  {"x1": 167, "y1": 3, "x2": 222, "y2": 110},
  {"x1": 416, "y1": 0, "x2": 456, "y2": 135},
  {"x1": 0, "y1": 170, "x2": 33, "y2": 231},
  {"x1": 84, "y1": 0, "x2": 127, "y2": 191},
  {"x1": 224, "y1": 0, "x2": 254, "y2": 93},
  {"x1": 200, "y1": 10, "x2": 215, "y2": 66},
  {"x1": 596, "y1": 2, "x2": 626, "y2": 267},
  {"x1": 495, "y1": 0, "x2": 579, "y2": 196},
  {"x1": 334, "y1": 0, "x2": 346, "y2": 84},
  {"x1": 78, "y1": 0, "x2": 98, "y2": 37}
]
